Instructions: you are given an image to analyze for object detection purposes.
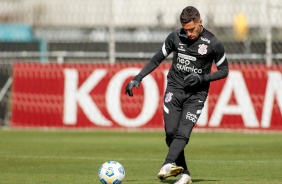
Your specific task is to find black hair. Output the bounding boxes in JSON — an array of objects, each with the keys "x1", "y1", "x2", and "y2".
[{"x1": 180, "y1": 6, "x2": 200, "y2": 23}]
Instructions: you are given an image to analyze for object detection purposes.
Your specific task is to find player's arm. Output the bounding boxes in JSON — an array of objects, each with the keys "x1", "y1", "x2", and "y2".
[
  {"x1": 132, "y1": 49, "x2": 166, "y2": 82},
  {"x1": 125, "y1": 33, "x2": 175, "y2": 96},
  {"x1": 202, "y1": 38, "x2": 229, "y2": 82}
]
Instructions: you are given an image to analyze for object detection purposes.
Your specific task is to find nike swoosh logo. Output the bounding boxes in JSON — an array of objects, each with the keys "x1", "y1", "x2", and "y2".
[
  {"x1": 179, "y1": 43, "x2": 186, "y2": 46},
  {"x1": 199, "y1": 100, "x2": 203, "y2": 103}
]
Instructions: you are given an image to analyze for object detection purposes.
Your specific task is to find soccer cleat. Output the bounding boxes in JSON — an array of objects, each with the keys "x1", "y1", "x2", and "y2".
[
  {"x1": 157, "y1": 163, "x2": 184, "y2": 180},
  {"x1": 174, "y1": 174, "x2": 192, "y2": 184}
]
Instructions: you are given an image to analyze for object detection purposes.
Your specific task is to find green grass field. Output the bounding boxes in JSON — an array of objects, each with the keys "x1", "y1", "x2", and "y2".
[{"x1": 0, "y1": 129, "x2": 282, "y2": 184}]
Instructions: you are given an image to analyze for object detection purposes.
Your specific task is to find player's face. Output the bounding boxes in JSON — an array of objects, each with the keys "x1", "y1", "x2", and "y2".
[{"x1": 181, "y1": 19, "x2": 203, "y2": 40}]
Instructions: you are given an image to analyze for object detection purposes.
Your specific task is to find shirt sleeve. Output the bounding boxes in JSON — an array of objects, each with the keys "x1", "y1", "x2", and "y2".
[
  {"x1": 203, "y1": 37, "x2": 229, "y2": 82},
  {"x1": 134, "y1": 32, "x2": 175, "y2": 81}
]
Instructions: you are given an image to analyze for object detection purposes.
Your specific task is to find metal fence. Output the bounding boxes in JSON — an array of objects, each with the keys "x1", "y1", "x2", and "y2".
[{"x1": 0, "y1": 0, "x2": 281, "y2": 65}]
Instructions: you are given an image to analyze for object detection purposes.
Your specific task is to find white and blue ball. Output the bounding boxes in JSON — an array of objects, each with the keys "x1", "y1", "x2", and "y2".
[{"x1": 98, "y1": 161, "x2": 125, "y2": 184}]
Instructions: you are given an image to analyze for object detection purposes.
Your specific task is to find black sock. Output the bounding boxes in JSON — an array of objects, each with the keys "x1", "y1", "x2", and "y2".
[{"x1": 175, "y1": 150, "x2": 190, "y2": 175}]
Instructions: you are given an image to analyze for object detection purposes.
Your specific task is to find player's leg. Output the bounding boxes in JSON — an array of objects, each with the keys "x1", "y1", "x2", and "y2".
[
  {"x1": 159, "y1": 112, "x2": 194, "y2": 181},
  {"x1": 164, "y1": 119, "x2": 194, "y2": 171},
  {"x1": 173, "y1": 91, "x2": 207, "y2": 183},
  {"x1": 163, "y1": 91, "x2": 184, "y2": 147},
  {"x1": 158, "y1": 91, "x2": 184, "y2": 180},
  {"x1": 162, "y1": 91, "x2": 203, "y2": 169},
  {"x1": 175, "y1": 152, "x2": 193, "y2": 184},
  {"x1": 175, "y1": 150, "x2": 189, "y2": 175}
]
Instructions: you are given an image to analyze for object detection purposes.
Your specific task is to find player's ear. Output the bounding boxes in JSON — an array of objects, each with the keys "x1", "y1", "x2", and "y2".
[{"x1": 198, "y1": 19, "x2": 202, "y2": 26}]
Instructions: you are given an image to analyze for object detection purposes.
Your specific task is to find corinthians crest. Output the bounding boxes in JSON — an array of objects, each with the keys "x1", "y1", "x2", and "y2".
[
  {"x1": 165, "y1": 92, "x2": 173, "y2": 103},
  {"x1": 198, "y1": 44, "x2": 208, "y2": 55}
]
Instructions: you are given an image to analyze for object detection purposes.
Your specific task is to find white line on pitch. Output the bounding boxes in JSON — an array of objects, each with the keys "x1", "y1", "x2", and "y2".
[{"x1": 1, "y1": 155, "x2": 282, "y2": 163}]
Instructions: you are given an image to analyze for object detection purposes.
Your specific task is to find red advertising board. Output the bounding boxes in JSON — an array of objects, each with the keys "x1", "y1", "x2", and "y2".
[{"x1": 11, "y1": 62, "x2": 282, "y2": 130}]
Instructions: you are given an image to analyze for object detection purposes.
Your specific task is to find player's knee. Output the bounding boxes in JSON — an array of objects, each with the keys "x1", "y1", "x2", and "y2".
[
  {"x1": 175, "y1": 133, "x2": 189, "y2": 144},
  {"x1": 165, "y1": 132, "x2": 174, "y2": 147}
]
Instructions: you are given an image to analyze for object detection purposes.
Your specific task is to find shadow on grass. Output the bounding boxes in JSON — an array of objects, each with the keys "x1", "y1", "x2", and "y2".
[
  {"x1": 125, "y1": 178, "x2": 220, "y2": 183},
  {"x1": 161, "y1": 178, "x2": 220, "y2": 183},
  {"x1": 192, "y1": 179, "x2": 220, "y2": 183}
]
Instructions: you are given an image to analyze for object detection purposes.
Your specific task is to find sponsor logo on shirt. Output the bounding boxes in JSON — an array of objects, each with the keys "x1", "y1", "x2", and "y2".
[
  {"x1": 176, "y1": 53, "x2": 202, "y2": 74},
  {"x1": 200, "y1": 37, "x2": 210, "y2": 43},
  {"x1": 178, "y1": 46, "x2": 186, "y2": 52},
  {"x1": 178, "y1": 53, "x2": 196, "y2": 61}
]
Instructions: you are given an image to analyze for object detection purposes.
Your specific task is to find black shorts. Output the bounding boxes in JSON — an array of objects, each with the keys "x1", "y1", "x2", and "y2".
[{"x1": 163, "y1": 90, "x2": 207, "y2": 139}]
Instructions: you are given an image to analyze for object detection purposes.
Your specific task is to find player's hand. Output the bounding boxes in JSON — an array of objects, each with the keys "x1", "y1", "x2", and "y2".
[
  {"x1": 125, "y1": 80, "x2": 140, "y2": 97},
  {"x1": 184, "y1": 73, "x2": 204, "y2": 86}
]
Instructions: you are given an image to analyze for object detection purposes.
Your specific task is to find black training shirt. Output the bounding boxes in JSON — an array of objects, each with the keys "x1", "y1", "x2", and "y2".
[{"x1": 135, "y1": 27, "x2": 229, "y2": 93}]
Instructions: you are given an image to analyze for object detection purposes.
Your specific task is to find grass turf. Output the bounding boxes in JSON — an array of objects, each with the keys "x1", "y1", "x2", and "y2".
[{"x1": 0, "y1": 129, "x2": 282, "y2": 184}]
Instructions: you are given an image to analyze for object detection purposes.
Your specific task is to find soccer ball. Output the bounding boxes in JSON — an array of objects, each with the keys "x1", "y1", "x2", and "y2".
[{"x1": 98, "y1": 161, "x2": 125, "y2": 184}]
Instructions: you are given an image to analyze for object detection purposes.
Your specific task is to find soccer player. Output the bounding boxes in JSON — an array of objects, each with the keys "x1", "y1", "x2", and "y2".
[{"x1": 125, "y1": 6, "x2": 228, "y2": 184}]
